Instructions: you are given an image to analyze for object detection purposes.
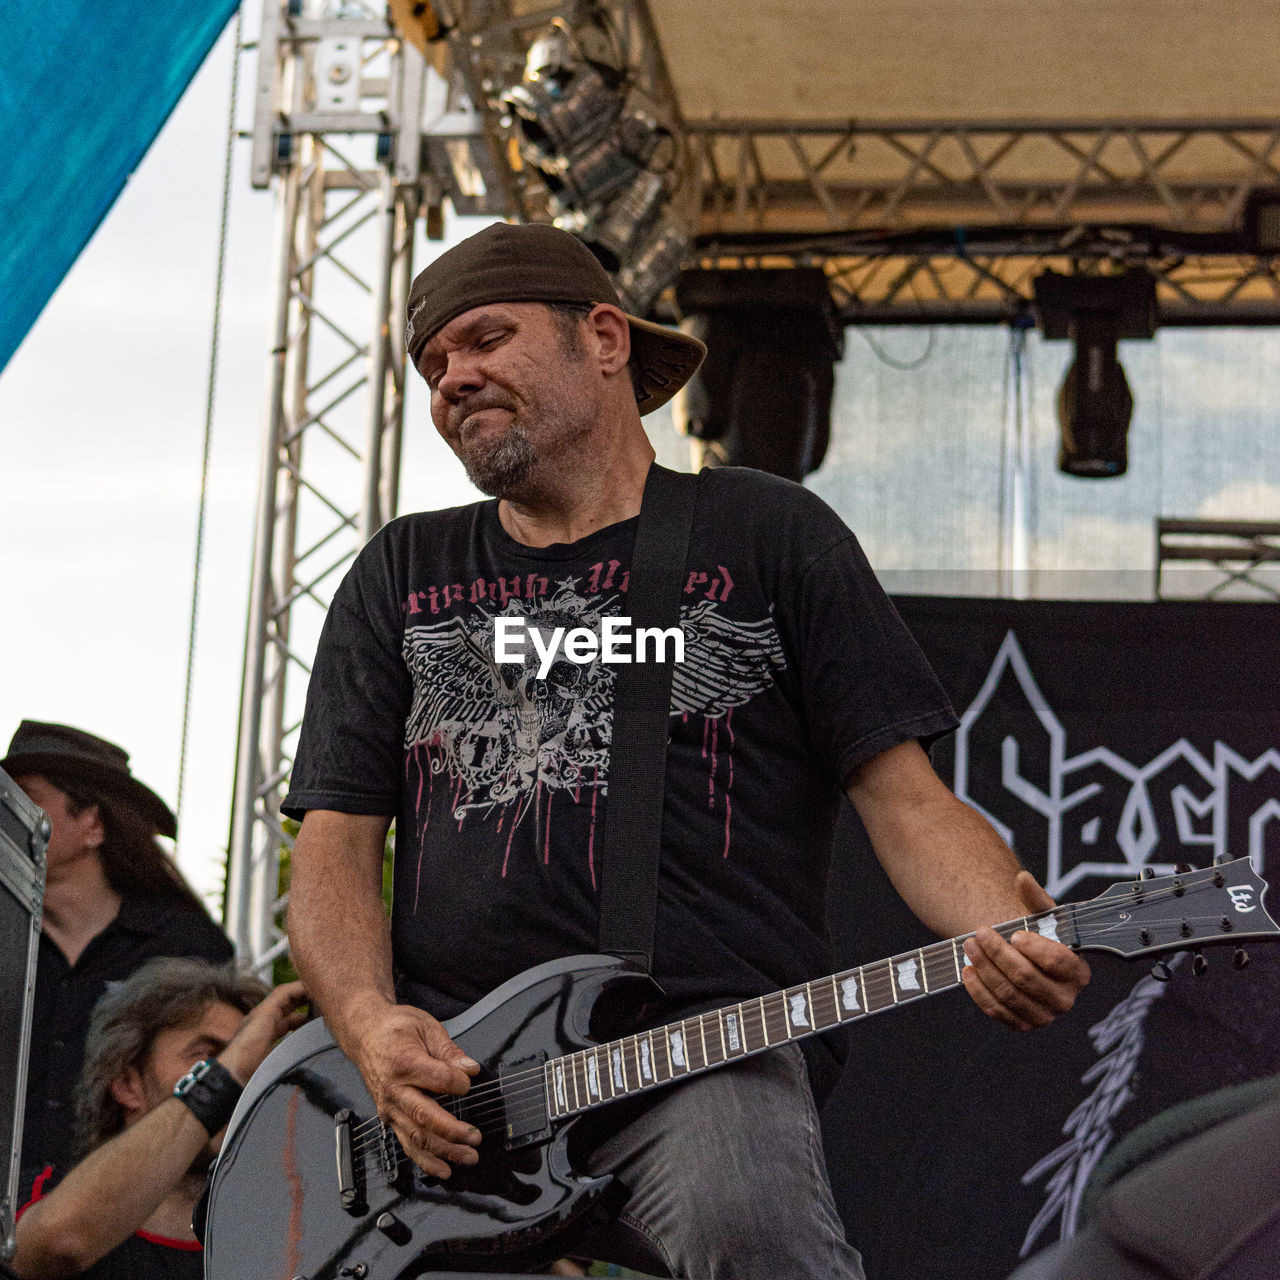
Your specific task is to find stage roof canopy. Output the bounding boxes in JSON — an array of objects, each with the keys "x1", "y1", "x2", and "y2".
[
  {"x1": 650, "y1": 0, "x2": 1278, "y2": 123},
  {"x1": 616, "y1": 0, "x2": 1280, "y2": 318},
  {"x1": 0, "y1": 0, "x2": 237, "y2": 374}
]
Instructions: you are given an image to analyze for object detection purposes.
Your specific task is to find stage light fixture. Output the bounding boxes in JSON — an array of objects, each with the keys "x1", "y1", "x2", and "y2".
[
  {"x1": 538, "y1": 90, "x2": 671, "y2": 217},
  {"x1": 540, "y1": 130, "x2": 638, "y2": 211},
  {"x1": 497, "y1": 12, "x2": 692, "y2": 317},
  {"x1": 616, "y1": 214, "x2": 692, "y2": 314},
  {"x1": 1055, "y1": 312, "x2": 1133, "y2": 477},
  {"x1": 1033, "y1": 269, "x2": 1157, "y2": 479},
  {"x1": 672, "y1": 269, "x2": 843, "y2": 482},
  {"x1": 585, "y1": 169, "x2": 668, "y2": 271},
  {"x1": 614, "y1": 93, "x2": 670, "y2": 169},
  {"x1": 502, "y1": 23, "x2": 623, "y2": 162},
  {"x1": 504, "y1": 63, "x2": 620, "y2": 160}
]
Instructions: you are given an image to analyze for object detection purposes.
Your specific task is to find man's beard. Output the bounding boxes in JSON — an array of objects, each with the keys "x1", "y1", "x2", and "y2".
[{"x1": 460, "y1": 421, "x2": 537, "y2": 497}]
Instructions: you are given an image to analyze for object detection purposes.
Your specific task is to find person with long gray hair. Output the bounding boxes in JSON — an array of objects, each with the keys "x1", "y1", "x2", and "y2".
[{"x1": 11, "y1": 957, "x2": 306, "y2": 1279}]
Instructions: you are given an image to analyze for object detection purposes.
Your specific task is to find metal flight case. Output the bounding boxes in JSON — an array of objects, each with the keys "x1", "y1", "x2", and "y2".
[{"x1": 0, "y1": 767, "x2": 48, "y2": 1262}]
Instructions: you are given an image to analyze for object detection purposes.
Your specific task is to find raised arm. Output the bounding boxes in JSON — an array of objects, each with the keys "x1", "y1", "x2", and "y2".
[
  {"x1": 14, "y1": 1107, "x2": 212, "y2": 1278},
  {"x1": 845, "y1": 739, "x2": 1090, "y2": 1030},
  {"x1": 287, "y1": 808, "x2": 482, "y2": 1177},
  {"x1": 11, "y1": 983, "x2": 306, "y2": 1279}
]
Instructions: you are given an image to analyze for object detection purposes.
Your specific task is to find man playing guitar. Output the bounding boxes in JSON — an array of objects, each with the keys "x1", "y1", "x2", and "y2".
[{"x1": 282, "y1": 222, "x2": 1090, "y2": 1279}]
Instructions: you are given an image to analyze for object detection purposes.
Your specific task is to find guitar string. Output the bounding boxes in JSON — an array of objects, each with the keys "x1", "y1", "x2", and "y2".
[
  {"x1": 350, "y1": 901, "x2": 1252, "y2": 1156},
  {"x1": 349, "y1": 894, "x2": 1245, "y2": 1150},
  {"x1": 351, "y1": 901, "x2": 1200, "y2": 1158},
  {"x1": 347, "y1": 933, "x2": 1019, "y2": 1146},
  {"x1": 345, "y1": 881, "x2": 1248, "y2": 1145},
  {"x1": 360, "y1": 951, "x2": 1244, "y2": 1150},
  {"x1": 346, "y1": 883, "x2": 1247, "y2": 1146},
  {"x1": 390, "y1": 909, "x2": 1237, "y2": 1141}
]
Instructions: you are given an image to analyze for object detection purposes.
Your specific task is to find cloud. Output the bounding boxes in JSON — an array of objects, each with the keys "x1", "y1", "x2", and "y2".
[
  {"x1": 1029, "y1": 513, "x2": 1149, "y2": 569},
  {"x1": 1195, "y1": 480, "x2": 1280, "y2": 520},
  {"x1": 1151, "y1": 331, "x2": 1280, "y2": 419}
]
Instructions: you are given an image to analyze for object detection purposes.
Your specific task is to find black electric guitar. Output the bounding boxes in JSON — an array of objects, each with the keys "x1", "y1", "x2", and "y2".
[{"x1": 201, "y1": 859, "x2": 1278, "y2": 1278}]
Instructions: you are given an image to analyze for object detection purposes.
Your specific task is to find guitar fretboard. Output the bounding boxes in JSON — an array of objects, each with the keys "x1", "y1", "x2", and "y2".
[{"x1": 544, "y1": 907, "x2": 1078, "y2": 1119}]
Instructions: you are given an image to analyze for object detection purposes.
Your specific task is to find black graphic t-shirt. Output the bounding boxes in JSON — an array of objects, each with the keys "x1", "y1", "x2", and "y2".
[
  {"x1": 18, "y1": 1167, "x2": 204, "y2": 1279},
  {"x1": 21, "y1": 895, "x2": 232, "y2": 1195},
  {"x1": 284, "y1": 467, "x2": 957, "y2": 1046}
]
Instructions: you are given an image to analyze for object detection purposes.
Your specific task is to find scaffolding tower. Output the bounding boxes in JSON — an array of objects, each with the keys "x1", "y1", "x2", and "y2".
[{"x1": 224, "y1": 0, "x2": 477, "y2": 969}]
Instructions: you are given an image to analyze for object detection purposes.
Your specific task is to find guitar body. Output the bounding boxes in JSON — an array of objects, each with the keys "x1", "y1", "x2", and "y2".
[{"x1": 202, "y1": 954, "x2": 657, "y2": 1279}]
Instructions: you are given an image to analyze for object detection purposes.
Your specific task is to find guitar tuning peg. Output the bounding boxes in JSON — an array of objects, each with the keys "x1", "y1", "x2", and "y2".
[
  {"x1": 1234, "y1": 947, "x2": 1250, "y2": 971},
  {"x1": 1214, "y1": 854, "x2": 1230, "y2": 866},
  {"x1": 1192, "y1": 950, "x2": 1208, "y2": 977},
  {"x1": 1175, "y1": 863, "x2": 1194, "y2": 875},
  {"x1": 1140, "y1": 867, "x2": 1156, "y2": 879},
  {"x1": 1151, "y1": 959, "x2": 1173, "y2": 982}
]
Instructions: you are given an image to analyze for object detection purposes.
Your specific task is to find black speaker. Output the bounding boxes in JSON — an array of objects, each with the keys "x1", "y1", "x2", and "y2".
[
  {"x1": 0, "y1": 769, "x2": 48, "y2": 1262},
  {"x1": 673, "y1": 268, "x2": 844, "y2": 483}
]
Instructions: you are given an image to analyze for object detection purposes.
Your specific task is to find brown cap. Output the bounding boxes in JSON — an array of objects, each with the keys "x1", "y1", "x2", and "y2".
[
  {"x1": 2, "y1": 720, "x2": 177, "y2": 837},
  {"x1": 405, "y1": 222, "x2": 705, "y2": 416}
]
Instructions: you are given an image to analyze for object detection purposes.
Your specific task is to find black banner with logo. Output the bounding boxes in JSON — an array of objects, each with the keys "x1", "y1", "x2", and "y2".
[{"x1": 821, "y1": 597, "x2": 1280, "y2": 1280}]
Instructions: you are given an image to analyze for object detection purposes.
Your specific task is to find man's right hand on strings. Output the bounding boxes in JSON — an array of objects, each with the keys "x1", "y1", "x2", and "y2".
[
  {"x1": 287, "y1": 809, "x2": 484, "y2": 1179},
  {"x1": 345, "y1": 1000, "x2": 483, "y2": 1179}
]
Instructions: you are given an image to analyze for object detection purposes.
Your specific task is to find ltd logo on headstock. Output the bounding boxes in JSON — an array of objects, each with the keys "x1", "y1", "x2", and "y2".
[{"x1": 1228, "y1": 885, "x2": 1258, "y2": 913}]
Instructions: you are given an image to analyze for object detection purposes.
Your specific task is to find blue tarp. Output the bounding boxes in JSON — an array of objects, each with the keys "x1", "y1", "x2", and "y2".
[{"x1": 0, "y1": 1, "x2": 237, "y2": 373}]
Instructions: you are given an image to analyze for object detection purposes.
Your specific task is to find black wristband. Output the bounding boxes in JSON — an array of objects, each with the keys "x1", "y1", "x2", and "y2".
[{"x1": 172, "y1": 1059, "x2": 243, "y2": 1135}]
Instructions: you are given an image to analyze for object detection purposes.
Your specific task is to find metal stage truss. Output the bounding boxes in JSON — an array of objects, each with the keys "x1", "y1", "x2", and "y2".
[
  {"x1": 686, "y1": 119, "x2": 1280, "y2": 235},
  {"x1": 680, "y1": 118, "x2": 1280, "y2": 324},
  {"x1": 224, "y1": 0, "x2": 689, "y2": 973},
  {"x1": 226, "y1": 3, "x2": 425, "y2": 970},
  {"x1": 225, "y1": 0, "x2": 1280, "y2": 972},
  {"x1": 1155, "y1": 519, "x2": 1280, "y2": 600}
]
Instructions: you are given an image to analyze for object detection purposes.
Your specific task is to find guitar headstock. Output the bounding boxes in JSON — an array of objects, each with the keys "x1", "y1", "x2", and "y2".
[{"x1": 1072, "y1": 858, "x2": 1279, "y2": 960}]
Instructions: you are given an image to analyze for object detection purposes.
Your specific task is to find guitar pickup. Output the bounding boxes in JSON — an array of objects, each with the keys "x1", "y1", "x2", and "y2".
[
  {"x1": 378, "y1": 1122, "x2": 412, "y2": 1193},
  {"x1": 334, "y1": 1109, "x2": 367, "y2": 1215},
  {"x1": 499, "y1": 1052, "x2": 551, "y2": 1148}
]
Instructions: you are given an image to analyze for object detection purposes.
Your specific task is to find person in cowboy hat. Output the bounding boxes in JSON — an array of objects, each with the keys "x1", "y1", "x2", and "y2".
[
  {"x1": 280, "y1": 222, "x2": 1089, "y2": 1279},
  {"x1": 2, "y1": 721, "x2": 233, "y2": 1195}
]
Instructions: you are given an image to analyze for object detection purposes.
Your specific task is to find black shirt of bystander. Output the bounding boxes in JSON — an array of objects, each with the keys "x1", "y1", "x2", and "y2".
[
  {"x1": 17, "y1": 1168, "x2": 204, "y2": 1280},
  {"x1": 68, "y1": 1235, "x2": 203, "y2": 1280},
  {"x1": 20, "y1": 895, "x2": 232, "y2": 1190}
]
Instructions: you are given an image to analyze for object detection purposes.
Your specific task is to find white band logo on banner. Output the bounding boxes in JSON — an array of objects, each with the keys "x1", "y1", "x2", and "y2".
[{"x1": 953, "y1": 630, "x2": 1280, "y2": 898}]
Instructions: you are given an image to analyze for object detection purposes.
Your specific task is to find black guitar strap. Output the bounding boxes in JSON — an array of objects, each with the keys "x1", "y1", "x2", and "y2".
[{"x1": 596, "y1": 463, "x2": 700, "y2": 971}]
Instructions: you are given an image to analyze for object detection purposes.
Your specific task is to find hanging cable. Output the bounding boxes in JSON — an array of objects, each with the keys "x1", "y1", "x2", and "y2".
[
  {"x1": 854, "y1": 324, "x2": 937, "y2": 371},
  {"x1": 177, "y1": 5, "x2": 245, "y2": 841},
  {"x1": 1000, "y1": 316, "x2": 1034, "y2": 598},
  {"x1": 997, "y1": 325, "x2": 1014, "y2": 582},
  {"x1": 1021, "y1": 316, "x2": 1040, "y2": 568}
]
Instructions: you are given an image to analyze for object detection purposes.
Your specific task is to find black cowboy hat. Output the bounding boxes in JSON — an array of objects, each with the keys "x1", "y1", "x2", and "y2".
[{"x1": 1, "y1": 720, "x2": 177, "y2": 837}]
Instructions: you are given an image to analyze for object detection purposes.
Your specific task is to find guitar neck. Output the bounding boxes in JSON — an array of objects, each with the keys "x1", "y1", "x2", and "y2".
[{"x1": 545, "y1": 905, "x2": 1077, "y2": 1119}]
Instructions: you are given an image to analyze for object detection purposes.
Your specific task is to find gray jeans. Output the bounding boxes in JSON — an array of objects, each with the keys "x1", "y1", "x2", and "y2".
[{"x1": 573, "y1": 1044, "x2": 866, "y2": 1280}]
